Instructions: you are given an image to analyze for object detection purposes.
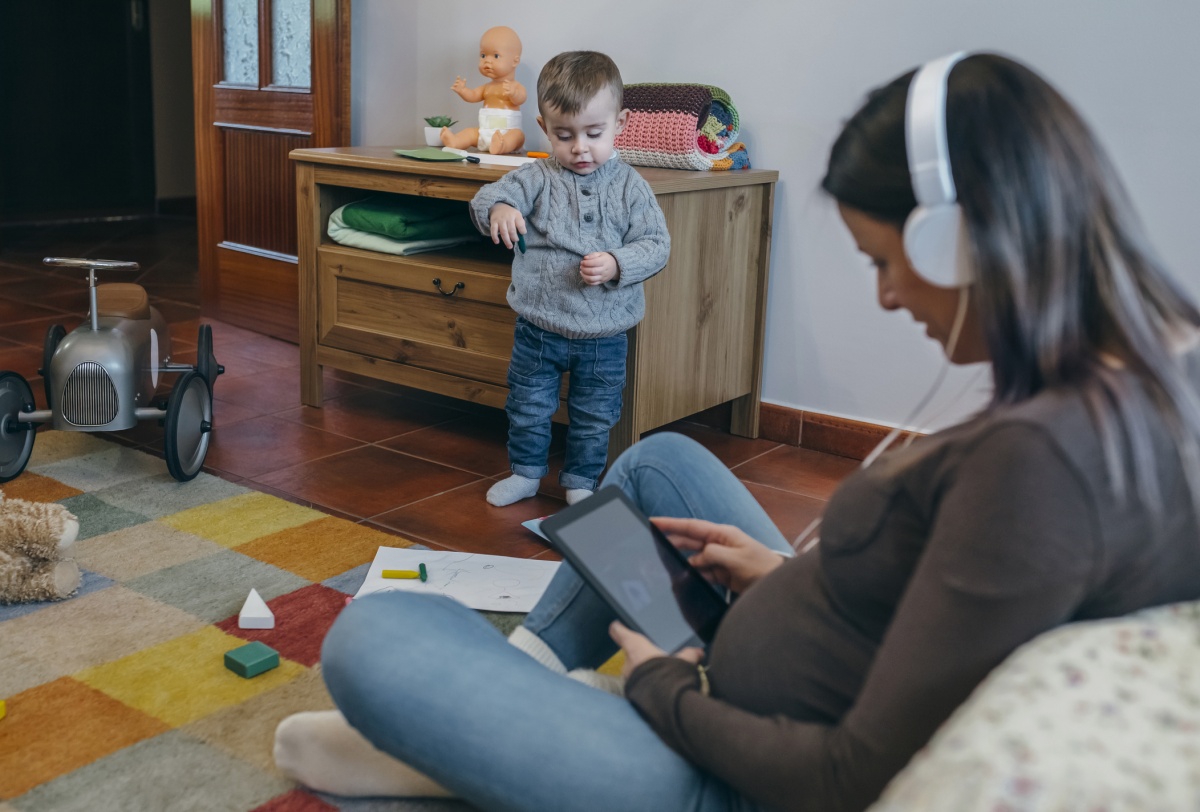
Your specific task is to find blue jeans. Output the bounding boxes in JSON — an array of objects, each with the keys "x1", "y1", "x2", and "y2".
[
  {"x1": 322, "y1": 433, "x2": 790, "y2": 811},
  {"x1": 506, "y1": 317, "x2": 627, "y2": 491}
]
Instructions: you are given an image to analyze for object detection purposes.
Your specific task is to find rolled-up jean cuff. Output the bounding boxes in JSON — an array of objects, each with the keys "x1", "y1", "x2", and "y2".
[
  {"x1": 558, "y1": 471, "x2": 598, "y2": 491},
  {"x1": 511, "y1": 463, "x2": 549, "y2": 480}
]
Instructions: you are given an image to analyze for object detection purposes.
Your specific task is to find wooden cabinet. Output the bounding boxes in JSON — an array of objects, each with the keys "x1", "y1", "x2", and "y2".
[{"x1": 291, "y1": 146, "x2": 777, "y2": 457}]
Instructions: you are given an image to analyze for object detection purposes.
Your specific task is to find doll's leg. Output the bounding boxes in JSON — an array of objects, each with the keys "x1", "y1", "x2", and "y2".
[
  {"x1": 490, "y1": 128, "x2": 525, "y2": 154},
  {"x1": 439, "y1": 126, "x2": 479, "y2": 150}
]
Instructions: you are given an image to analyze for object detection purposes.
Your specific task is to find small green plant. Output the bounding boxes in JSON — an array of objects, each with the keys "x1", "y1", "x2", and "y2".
[{"x1": 424, "y1": 116, "x2": 457, "y2": 128}]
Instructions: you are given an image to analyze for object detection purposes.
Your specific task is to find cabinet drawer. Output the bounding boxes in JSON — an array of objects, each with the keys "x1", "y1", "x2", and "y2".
[
  {"x1": 318, "y1": 243, "x2": 513, "y2": 305},
  {"x1": 318, "y1": 245, "x2": 515, "y2": 387}
]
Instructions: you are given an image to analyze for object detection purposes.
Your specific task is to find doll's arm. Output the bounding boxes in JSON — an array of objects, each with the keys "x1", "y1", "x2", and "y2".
[
  {"x1": 501, "y1": 79, "x2": 528, "y2": 106},
  {"x1": 451, "y1": 76, "x2": 485, "y2": 104}
]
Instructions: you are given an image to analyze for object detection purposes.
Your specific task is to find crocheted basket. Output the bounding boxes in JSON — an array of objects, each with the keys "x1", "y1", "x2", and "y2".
[{"x1": 615, "y1": 83, "x2": 751, "y2": 171}]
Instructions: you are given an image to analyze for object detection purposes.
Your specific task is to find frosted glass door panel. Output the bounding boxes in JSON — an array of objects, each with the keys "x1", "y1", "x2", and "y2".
[
  {"x1": 222, "y1": 0, "x2": 259, "y2": 86},
  {"x1": 272, "y1": 0, "x2": 311, "y2": 89}
]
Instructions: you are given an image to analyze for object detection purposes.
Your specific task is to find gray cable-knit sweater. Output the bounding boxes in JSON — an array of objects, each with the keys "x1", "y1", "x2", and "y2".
[{"x1": 469, "y1": 154, "x2": 670, "y2": 339}]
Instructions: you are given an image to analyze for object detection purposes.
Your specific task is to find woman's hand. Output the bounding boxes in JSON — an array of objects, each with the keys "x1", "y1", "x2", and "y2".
[
  {"x1": 489, "y1": 203, "x2": 526, "y2": 249},
  {"x1": 609, "y1": 621, "x2": 703, "y2": 680},
  {"x1": 652, "y1": 516, "x2": 786, "y2": 595}
]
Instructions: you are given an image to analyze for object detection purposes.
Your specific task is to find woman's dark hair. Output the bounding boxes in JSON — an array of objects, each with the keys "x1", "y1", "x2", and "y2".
[{"x1": 823, "y1": 53, "x2": 1200, "y2": 515}]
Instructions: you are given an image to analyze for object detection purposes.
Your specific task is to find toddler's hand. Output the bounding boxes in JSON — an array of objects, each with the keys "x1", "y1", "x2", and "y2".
[
  {"x1": 580, "y1": 252, "x2": 618, "y2": 286},
  {"x1": 489, "y1": 203, "x2": 526, "y2": 250}
]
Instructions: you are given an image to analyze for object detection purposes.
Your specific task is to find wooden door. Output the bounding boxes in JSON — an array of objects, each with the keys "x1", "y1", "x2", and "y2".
[{"x1": 191, "y1": 0, "x2": 350, "y2": 342}]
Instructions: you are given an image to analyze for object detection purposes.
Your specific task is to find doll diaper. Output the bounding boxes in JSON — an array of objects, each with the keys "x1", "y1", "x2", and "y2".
[{"x1": 478, "y1": 107, "x2": 523, "y2": 149}]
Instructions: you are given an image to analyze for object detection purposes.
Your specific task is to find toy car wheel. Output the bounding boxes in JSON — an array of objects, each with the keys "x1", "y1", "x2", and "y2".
[
  {"x1": 0, "y1": 371, "x2": 37, "y2": 483},
  {"x1": 41, "y1": 324, "x2": 65, "y2": 410},
  {"x1": 195, "y1": 324, "x2": 223, "y2": 390},
  {"x1": 164, "y1": 371, "x2": 212, "y2": 482}
]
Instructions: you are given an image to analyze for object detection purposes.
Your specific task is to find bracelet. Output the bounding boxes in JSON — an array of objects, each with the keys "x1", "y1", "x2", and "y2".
[{"x1": 697, "y1": 664, "x2": 710, "y2": 697}]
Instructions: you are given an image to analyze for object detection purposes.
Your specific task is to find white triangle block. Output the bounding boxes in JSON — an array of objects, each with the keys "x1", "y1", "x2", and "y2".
[{"x1": 238, "y1": 588, "x2": 275, "y2": 629}]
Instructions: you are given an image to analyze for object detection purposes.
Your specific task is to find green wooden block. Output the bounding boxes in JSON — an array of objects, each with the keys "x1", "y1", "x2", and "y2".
[{"x1": 224, "y1": 641, "x2": 280, "y2": 679}]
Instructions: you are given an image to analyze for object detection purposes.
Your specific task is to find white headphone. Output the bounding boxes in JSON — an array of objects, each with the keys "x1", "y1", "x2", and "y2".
[{"x1": 903, "y1": 51, "x2": 973, "y2": 288}]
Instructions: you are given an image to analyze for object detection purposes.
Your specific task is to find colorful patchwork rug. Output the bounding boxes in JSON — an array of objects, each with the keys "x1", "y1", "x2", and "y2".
[{"x1": 0, "y1": 432, "x2": 497, "y2": 812}]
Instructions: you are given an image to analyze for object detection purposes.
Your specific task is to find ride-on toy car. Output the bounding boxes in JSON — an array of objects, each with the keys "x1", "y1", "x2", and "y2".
[{"x1": 0, "y1": 257, "x2": 223, "y2": 483}]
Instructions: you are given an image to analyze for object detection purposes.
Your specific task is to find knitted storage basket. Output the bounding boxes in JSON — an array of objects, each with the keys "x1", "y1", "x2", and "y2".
[{"x1": 615, "y1": 83, "x2": 751, "y2": 171}]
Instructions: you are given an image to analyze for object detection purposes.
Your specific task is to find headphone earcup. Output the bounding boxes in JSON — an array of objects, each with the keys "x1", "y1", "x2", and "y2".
[{"x1": 903, "y1": 203, "x2": 971, "y2": 288}]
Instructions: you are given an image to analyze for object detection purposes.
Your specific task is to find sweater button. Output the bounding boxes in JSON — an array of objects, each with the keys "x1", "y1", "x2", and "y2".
[
  {"x1": 584, "y1": 213, "x2": 594, "y2": 222},
  {"x1": 581, "y1": 189, "x2": 591, "y2": 196}
]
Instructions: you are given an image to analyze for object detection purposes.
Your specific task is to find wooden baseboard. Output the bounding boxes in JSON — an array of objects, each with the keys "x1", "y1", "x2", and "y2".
[
  {"x1": 757, "y1": 402, "x2": 920, "y2": 461},
  {"x1": 759, "y1": 402, "x2": 802, "y2": 446}
]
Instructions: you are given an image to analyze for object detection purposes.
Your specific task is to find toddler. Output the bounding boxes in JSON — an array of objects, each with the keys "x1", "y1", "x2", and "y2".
[{"x1": 470, "y1": 51, "x2": 670, "y2": 507}]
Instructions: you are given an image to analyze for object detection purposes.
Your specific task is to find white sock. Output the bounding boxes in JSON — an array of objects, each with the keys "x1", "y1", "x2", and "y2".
[
  {"x1": 567, "y1": 668, "x2": 625, "y2": 697},
  {"x1": 486, "y1": 474, "x2": 540, "y2": 506},
  {"x1": 507, "y1": 625, "x2": 566, "y2": 674},
  {"x1": 274, "y1": 710, "x2": 453, "y2": 798},
  {"x1": 565, "y1": 488, "x2": 593, "y2": 506}
]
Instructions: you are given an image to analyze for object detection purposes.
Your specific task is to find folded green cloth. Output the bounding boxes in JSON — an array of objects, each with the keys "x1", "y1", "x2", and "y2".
[
  {"x1": 340, "y1": 195, "x2": 477, "y2": 242},
  {"x1": 328, "y1": 204, "x2": 478, "y2": 256}
]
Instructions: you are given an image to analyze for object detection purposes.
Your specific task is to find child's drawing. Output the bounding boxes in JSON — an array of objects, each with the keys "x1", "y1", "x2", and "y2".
[{"x1": 354, "y1": 548, "x2": 561, "y2": 612}]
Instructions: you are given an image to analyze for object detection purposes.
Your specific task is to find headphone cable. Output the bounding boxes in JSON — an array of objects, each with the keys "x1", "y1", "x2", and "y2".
[{"x1": 791, "y1": 287, "x2": 971, "y2": 553}]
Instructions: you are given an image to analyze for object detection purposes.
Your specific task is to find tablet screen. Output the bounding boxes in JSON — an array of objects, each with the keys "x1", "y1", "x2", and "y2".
[{"x1": 544, "y1": 490, "x2": 727, "y2": 653}]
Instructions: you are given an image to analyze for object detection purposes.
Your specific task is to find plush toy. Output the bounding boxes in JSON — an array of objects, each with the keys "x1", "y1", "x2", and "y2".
[{"x1": 0, "y1": 490, "x2": 81, "y2": 604}]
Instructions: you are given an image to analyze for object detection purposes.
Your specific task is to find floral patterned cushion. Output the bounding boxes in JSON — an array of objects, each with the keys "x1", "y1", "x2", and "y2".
[{"x1": 870, "y1": 601, "x2": 1200, "y2": 811}]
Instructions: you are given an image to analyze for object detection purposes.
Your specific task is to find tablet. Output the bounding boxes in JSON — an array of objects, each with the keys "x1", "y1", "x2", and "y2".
[{"x1": 539, "y1": 487, "x2": 728, "y2": 653}]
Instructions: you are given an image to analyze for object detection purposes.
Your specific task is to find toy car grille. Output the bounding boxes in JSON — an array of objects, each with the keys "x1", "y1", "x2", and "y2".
[{"x1": 62, "y1": 362, "x2": 120, "y2": 426}]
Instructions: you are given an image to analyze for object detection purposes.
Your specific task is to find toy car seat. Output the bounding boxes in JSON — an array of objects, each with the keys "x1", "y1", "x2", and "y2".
[{"x1": 94, "y1": 283, "x2": 151, "y2": 321}]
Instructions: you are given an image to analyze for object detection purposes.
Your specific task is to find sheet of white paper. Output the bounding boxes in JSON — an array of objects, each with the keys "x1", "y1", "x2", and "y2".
[
  {"x1": 521, "y1": 517, "x2": 550, "y2": 542},
  {"x1": 476, "y1": 154, "x2": 538, "y2": 166},
  {"x1": 353, "y1": 547, "x2": 560, "y2": 612}
]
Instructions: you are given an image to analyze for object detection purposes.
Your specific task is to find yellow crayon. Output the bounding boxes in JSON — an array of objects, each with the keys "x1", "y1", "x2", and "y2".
[{"x1": 382, "y1": 569, "x2": 421, "y2": 579}]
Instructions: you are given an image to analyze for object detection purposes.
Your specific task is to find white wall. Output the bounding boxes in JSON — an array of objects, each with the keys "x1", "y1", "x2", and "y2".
[{"x1": 351, "y1": 0, "x2": 1200, "y2": 432}]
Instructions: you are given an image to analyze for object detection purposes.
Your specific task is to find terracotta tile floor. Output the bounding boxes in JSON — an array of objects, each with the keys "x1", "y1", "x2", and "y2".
[{"x1": 0, "y1": 218, "x2": 859, "y2": 560}]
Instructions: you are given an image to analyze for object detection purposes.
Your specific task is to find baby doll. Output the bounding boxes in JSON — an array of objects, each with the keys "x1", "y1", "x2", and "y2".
[
  {"x1": 0, "y1": 490, "x2": 81, "y2": 603},
  {"x1": 440, "y1": 26, "x2": 527, "y2": 155}
]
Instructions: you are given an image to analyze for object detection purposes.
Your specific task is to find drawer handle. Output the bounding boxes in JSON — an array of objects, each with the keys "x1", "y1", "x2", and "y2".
[{"x1": 432, "y1": 278, "x2": 465, "y2": 297}]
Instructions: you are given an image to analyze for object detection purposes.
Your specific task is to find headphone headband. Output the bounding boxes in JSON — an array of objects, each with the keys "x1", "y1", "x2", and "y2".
[
  {"x1": 902, "y1": 51, "x2": 973, "y2": 288},
  {"x1": 906, "y1": 51, "x2": 967, "y2": 207}
]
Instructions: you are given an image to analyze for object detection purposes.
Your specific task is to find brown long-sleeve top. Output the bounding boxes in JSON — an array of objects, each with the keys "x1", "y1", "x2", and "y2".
[{"x1": 625, "y1": 375, "x2": 1200, "y2": 812}]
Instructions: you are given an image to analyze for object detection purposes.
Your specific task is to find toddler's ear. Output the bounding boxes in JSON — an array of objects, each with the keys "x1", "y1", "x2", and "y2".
[
  {"x1": 537, "y1": 116, "x2": 548, "y2": 137},
  {"x1": 614, "y1": 108, "x2": 631, "y2": 136}
]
